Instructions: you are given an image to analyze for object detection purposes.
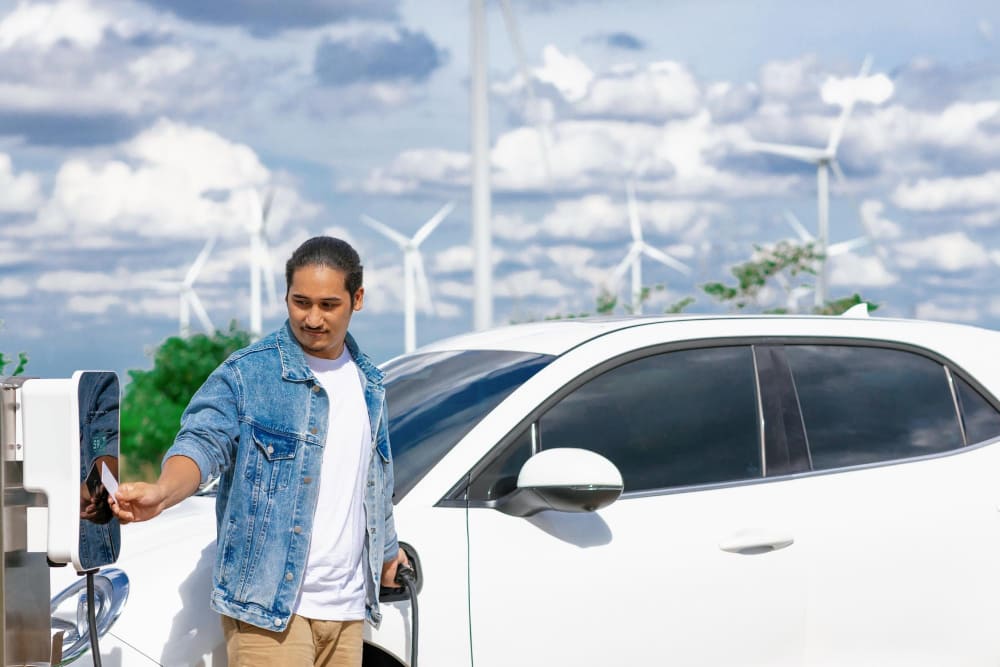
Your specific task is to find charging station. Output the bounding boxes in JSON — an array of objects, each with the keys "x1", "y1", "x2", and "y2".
[{"x1": 0, "y1": 371, "x2": 121, "y2": 666}]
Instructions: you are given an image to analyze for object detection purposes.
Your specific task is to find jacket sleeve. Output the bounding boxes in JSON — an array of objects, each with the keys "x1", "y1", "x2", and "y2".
[{"x1": 162, "y1": 360, "x2": 242, "y2": 485}]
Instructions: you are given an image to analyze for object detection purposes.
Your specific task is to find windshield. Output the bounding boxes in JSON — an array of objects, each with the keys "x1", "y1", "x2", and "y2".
[{"x1": 383, "y1": 349, "x2": 553, "y2": 501}]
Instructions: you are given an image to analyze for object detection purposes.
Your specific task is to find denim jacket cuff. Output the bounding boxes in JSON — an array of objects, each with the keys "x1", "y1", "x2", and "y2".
[{"x1": 162, "y1": 439, "x2": 214, "y2": 485}]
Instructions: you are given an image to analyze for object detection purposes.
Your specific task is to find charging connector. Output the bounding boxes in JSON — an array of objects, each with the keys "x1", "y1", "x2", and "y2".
[{"x1": 394, "y1": 562, "x2": 419, "y2": 667}]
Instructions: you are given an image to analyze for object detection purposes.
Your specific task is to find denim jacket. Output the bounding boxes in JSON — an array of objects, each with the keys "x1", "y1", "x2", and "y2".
[{"x1": 163, "y1": 322, "x2": 398, "y2": 631}]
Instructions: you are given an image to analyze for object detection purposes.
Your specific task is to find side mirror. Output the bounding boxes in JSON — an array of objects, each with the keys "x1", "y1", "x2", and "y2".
[{"x1": 495, "y1": 448, "x2": 623, "y2": 517}]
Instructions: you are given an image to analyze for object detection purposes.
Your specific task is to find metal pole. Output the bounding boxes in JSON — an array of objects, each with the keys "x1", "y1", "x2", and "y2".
[
  {"x1": 815, "y1": 162, "x2": 830, "y2": 308},
  {"x1": 470, "y1": 0, "x2": 493, "y2": 331}
]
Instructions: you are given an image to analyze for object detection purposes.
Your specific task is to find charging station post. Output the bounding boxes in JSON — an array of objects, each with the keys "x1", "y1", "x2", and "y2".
[{"x1": 0, "y1": 371, "x2": 122, "y2": 666}]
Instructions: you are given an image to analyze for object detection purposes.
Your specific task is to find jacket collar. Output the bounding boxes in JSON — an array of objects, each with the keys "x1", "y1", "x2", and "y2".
[{"x1": 276, "y1": 320, "x2": 384, "y2": 384}]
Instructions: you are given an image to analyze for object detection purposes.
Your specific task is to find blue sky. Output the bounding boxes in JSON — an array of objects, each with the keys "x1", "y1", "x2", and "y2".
[{"x1": 2, "y1": 0, "x2": 1000, "y2": 379}]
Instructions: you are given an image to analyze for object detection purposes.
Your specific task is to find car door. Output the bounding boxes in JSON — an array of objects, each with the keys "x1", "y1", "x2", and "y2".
[
  {"x1": 770, "y1": 343, "x2": 1000, "y2": 665},
  {"x1": 460, "y1": 340, "x2": 809, "y2": 666}
]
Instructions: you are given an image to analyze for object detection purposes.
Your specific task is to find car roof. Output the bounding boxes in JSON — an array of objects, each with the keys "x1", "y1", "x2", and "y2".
[{"x1": 410, "y1": 312, "x2": 1000, "y2": 358}]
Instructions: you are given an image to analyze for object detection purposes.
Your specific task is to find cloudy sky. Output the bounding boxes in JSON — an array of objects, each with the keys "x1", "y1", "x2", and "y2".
[{"x1": 2, "y1": 0, "x2": 1000, "y2": 378}]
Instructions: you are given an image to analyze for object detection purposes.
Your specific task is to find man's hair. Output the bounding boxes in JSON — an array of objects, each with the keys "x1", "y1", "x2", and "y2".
[{"x1": 285, "y1": 237, "x2": 363, "y2": 303}]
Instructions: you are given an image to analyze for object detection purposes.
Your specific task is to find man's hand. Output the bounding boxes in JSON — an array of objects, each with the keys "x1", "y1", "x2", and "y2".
[
  {"x1": 112, "y1": 482, "x2": 168, "y2": 524},
  {"x1": 381, "y1": 547, "x2": 410, "y2": 587}
]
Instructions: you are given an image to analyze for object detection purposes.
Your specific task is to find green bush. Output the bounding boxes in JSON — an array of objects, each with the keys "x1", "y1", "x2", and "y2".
[{"x1": 121, "y1": 325, "x2": 250, "y2": 471}]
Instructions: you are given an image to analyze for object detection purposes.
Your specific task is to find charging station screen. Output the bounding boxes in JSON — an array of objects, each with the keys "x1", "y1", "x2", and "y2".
[{"x1": 78, "y1": 371, "x2": 120, "y2": 570}]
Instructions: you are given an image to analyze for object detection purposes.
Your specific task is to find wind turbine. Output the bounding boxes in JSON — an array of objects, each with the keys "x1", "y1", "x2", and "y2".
[
  {"x1": 778, "y1": 211, "x2": 869, "y2": 312},
  {"x1": 470, "y1": 0, "x2": 553, "y2": 332},
  {"x1": 150, "y1": 237, "x2": 217, "y2": 337},
  {"x1": 610, "y1": 182, "x2": 691, "y2": 314},
  {"x1": 247, "y1": 189, "x2": 279, "y2": 340},
  {"x1": 361, "y1": 202, "x2": 454, "y2": 353},
  {"x1": 746, "y1": 55, "x2": 873, "y2": 307}
]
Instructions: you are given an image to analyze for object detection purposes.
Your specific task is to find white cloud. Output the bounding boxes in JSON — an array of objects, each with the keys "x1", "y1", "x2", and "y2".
[
  {"x1": 859, "y1": 199, "x2": 902, "y2": 239},
  {"x1": 0, "y1": 153, "x2": 42, "y2": 212},
  {"x1": 574, "y1": 61, "x2": 701, "y2": 119},
  {"x1": 532, "y1": 45, "x2": 593, "y2": 103},
  {"x1": 128, "y1": 46, "x2": 196, "y2": 86},
  {"x1": 759, "y1": 55, "x2": 819, "y2": 101},
  {"x1": 821, "y1": 72, "x2": 894, "y2": 107},
  {"x1": 915, "y1": 301, "x2": 980, "y2": 323},
  {"x1": 0, "y1": 277, "x2": 30, "y2": 298},
  {"x1": 892, "y1": 170, "x2": 1000, "y2": 211},
  {"x1": 35, "y1": 119, "x2": 316, "y2": 241},
  {"x1": 896, "y1": 232, "x2": 992, "y2": 271},
  {"x1": 0, "y1": 0, "x2": 118, "y2": 52},
  {"x1": 494, "y1": 269, "x2": 571, "y2": 299},
  {"x1": 539, "y1": 193, "x2": 721, "y2": 241},
  {"x1": 67, "y1": 294, "x2": 123, "y2": 315},
  {"x1": 828, "y1": 253, "x2": 898, "y2": 288},
  {"x1": 494, "y1": 213, "x2": 539, "y2": 241}
]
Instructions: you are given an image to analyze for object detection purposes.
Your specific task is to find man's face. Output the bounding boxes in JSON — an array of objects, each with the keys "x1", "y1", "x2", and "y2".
[{"x1": 286, "y1": 264, "x2": 364, "y2": 359}]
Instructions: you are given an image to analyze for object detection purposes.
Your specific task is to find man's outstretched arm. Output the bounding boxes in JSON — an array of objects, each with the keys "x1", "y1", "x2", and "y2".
[{"x1": 112, "y1": 455, "x2": 202, "y2": 524}]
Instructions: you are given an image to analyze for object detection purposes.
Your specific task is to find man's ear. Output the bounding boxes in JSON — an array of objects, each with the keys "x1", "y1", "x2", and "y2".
[{"x1": 353, "y1": 287, "x2": 365, "y2": 311}]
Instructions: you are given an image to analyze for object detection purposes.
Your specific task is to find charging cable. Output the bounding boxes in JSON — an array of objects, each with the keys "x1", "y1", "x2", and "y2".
[
  {"x1": 394, "y1": 563, "x2": 419, "y2": 667},
  {"x1": 85, "y1": 570, "x2": 103, "y2": 667}
]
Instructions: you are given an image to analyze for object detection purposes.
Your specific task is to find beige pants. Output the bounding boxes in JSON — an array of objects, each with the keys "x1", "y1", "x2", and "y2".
[{"x1": 221, "y1": 614, "x2": 363, "y2": 667}]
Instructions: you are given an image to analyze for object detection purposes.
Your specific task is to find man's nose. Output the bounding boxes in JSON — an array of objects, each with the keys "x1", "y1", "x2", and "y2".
[{"x1": 304, "y1": 308, "x2": 323, "y2": 327}]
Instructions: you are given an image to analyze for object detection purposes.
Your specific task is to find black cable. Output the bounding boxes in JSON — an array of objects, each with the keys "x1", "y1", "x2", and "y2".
[
  {"x1": 86, "y1": 570, "x2": 103, "y2": 667},
  {"x1": 395, "y1": 565, "x2": 418, "y2": 667}
]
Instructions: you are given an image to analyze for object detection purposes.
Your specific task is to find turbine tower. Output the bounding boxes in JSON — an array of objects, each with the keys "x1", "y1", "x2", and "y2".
[
  {"x1": 361, "y1": 202, "x2": 454, "y2": 353},
  {"x1": 247, "y1": 189, "x2": 279, "y2": 340},
  {"x1": 610, "y1": 182, "x2": 691, "y2": 314},
  {"x1": 746, "y1": 56, "x2": 873, "y2": 307},
  {"x1": 151, "y1": 237, "x2": 217, "y2": 337},
  {"x1": 469, "y1": 0, "x2": 552, "y2": 332}
]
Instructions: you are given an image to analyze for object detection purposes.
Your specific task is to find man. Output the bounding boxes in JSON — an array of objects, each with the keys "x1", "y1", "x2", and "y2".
[{"x1": 114, "y1": 236, "x2": 406, "y2": 666}]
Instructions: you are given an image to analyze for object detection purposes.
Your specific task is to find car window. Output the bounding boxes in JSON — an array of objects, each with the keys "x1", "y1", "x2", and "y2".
[
  {"x1": 383, "y1": 350, "x2": 553, "y2": 501},
  {"x1": 783, "y1": 345, "x2": 963, "y2": 470},
  {"x1": 468, "y1": 346, "x2": 762, "y2": 498},
  {"x1": 953, "y1": 375, "x2": 1000, "y2": 445}
]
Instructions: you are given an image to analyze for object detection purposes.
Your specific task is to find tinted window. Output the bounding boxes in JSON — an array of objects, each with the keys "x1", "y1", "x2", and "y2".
[
  {"x1": 954, "y1": 375, "x2": 1000, "y2": 445},
  {"x1": 384, "y1": 350, "x2": 552, "y2": 500},
  {"x1": 783, "y1": 345, "x2": 962, "y2": 470},
  {"x1": 535, "y1": 346, "x2": 761, "y2": 493}
]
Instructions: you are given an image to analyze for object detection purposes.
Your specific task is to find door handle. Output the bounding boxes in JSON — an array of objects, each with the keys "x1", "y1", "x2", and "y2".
[{"x1": 719, "y1": 531, "x2": 795, "y2": 555}]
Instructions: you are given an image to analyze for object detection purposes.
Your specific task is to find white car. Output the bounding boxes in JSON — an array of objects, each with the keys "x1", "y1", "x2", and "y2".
[{"x1": 53, "y1": 313, "x2": 1000, "y2": 665}]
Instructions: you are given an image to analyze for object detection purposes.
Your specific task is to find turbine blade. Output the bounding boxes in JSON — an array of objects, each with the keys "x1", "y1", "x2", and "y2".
[
  {"x1": 498, "y1": 0, "x2": 555, "y2": 190},
  {"x1": 626, "y1": 180, "x2": 642, "y2": 242},
  {"x1": 611, "y1": 246, "x2": 642, "y2": 284},
  {"x1": 827, "y1": 236, "x2": 869, "y2": 257},
  {"x1": 826, "y1": 54, "x2": 873, "y2": 155},
  {"x1": 745, "y1": 140, "x2": 826, "y2": 164},
  {"x1": 260, "y1": 189, "x2": 276, "y2": 238},
  {"x1": 413, "y1": 201, "x2": 454, "y2": 247},
  {"x1": 184, "y1": 236, "x2": 217, "y2": 287},
  {"x1": 783, "y1": 210, "x2": 814, "y2": 243},
  {"x1": 259, "y1": 240, "x2": 279, "y2": 309},
  {"x1": 641, "y1": 244, "x2": 692, "y2": 275},
  {"x1": 187, "y1": 291, "x2": 215, "y2": 333},
  {"x1": 832, "y1": 160, "x2": 891, "y2": 266},
  {"x1": 412, "y1": 251, "x2": 434, "y2": 314},
  {"x1": 360, "y1": 214, "x2": 410, "y2": 248}
]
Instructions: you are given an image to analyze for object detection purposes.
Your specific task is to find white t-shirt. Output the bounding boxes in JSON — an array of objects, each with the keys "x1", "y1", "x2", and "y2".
[{"x1": 293, "y1": 348, "x2": 372, "y2": 621}]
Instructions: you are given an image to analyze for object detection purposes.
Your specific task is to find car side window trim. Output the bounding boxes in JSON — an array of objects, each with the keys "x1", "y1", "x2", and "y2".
[
  {"x1": 443, "y1": 338, "x2": 768, "y2": 507},
  {"x1": 943, "y1": 366, "x2": 969, "y2": 446},
  {"x1": 441, "y1": 335, "x2": 1000, "y2": 508}
]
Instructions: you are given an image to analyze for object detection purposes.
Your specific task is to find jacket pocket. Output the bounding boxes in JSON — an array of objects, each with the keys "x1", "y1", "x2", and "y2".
[{"x1": 248, "y1": 424, "x2": 301, "y2": 492}]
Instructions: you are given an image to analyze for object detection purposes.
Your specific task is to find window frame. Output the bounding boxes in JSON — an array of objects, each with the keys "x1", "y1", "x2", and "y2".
[{"x1": 439, "y1": 335, "x2": 1000, "y2": 508}]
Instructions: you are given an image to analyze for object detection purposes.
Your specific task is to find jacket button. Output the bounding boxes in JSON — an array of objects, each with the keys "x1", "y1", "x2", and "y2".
[
  {"x1": 312, "y1": 385, "x2": 321, "y2": 393},
  {"x1": 294, "y1": 526, "x2": 302, "y2": 534},
  {"x1": 310, "y1": 427, "x2": 318, "y2": 435},
  {"x1": 303, "y1": 477, "x2": 312, "y2": 484},
  {"x1": 266, "y1": 446, "x2": 274, "y2": 455},
  {"x1": 274, "y1": 618, "x2": 283, "y2": 627},
  {"x1": 285, "y1": 572, "x2": 293, "y2": 581}
]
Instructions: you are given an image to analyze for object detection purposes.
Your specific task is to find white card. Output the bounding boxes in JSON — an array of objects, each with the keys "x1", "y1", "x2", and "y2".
[{"x1": 101, "y1": 461, "x2": 119, "y2": 503}]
